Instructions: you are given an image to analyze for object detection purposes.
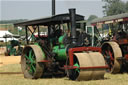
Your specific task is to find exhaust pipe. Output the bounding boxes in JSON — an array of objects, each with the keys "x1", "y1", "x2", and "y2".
[
  {"x1": 52, "y1": 0, "x2": 55, "y2": 16},
  {"x1": 69, "y1": 9, "x2": 77, "y2": 44}
]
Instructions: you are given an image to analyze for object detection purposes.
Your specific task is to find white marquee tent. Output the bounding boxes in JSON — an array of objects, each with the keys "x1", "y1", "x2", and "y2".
[{"x1": 0, "y1": 30, "x2": 18, "y2": 42}]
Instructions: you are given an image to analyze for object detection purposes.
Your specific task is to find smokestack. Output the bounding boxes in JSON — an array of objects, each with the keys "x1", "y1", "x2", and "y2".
[
  {"x1": 69, "y1": 8, "x2": 77, "y2": 44},
  {"x1": 52, "y1": 0, "x2": 55, "y2": 16}
]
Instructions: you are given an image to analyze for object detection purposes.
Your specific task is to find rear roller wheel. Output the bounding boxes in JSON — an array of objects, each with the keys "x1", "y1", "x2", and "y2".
[
  {"x1": 21, "y1": 45, "x2": 45, "y2": 79},
  {"x1": 101, "y1": 42, "x2": 122, "y2": 73}
]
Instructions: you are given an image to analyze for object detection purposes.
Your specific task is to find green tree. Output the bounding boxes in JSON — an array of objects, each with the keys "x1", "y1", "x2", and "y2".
[
  {"x1": 87, "y1": 15, "x2": 98, "y2": 22},
  {"x1": 102, "y1": 0, "x2": 126, "y2": 16},
  {"x1": 125, "y1": 1, "x2": 128, "y2": 12}
]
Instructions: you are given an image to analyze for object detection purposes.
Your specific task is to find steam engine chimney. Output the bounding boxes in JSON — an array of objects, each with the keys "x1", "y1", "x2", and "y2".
[
  {"x1": 69, "y1": 8, "x2": 77, "y2": 45},
  {"x1": 52, "y1": 0, "x2": 56, "y2": 16}
]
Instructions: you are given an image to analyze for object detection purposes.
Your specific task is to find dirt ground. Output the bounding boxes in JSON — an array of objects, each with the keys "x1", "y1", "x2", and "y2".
[
  {"x1": 0, "y1": 64, "x2": 128, "y2": 85},
  {"x1": 0, "y1": 55, "x2": 21, "y2": 67},
  {"x1": 0, "y1": 55, "x2": 128, "y2": 85}
]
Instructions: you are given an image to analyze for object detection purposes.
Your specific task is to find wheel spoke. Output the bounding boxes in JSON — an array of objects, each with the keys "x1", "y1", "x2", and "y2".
[
  {"x1": 108, "y1": 51, "x2": 114, "y2": 61},
  {"x1": 28, "y1": 50, "x2": 35, "y2": 64},
  {"x1": 31, "y1": 55, "x2": 36, "y2": 64},
  {"x1": 105, "y1": 47, "x2": 114, "y2": 71},
  {"x1": 29, "y1": 50, "x2": 32, "y2": 58},
  {"x1": 31, "y1": 54, "x2": 34, "y2": 58},
  {"x1": 25, "y1": 55, "x2": 29, "y2": 60},
  {"x1": 31, "y1": 64, "x2": 36, "y2": 72},
  {"x1": 103, "y1": 46, "x2": 115, "y2": 71},
  {"x1": 28, "y1": 68, "x2": 33, "y2": 73}
]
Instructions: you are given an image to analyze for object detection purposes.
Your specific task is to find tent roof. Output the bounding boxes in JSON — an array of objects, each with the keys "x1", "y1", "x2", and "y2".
[{"x1": 0, "y1": 31, "x2": 13, "y2": 38}]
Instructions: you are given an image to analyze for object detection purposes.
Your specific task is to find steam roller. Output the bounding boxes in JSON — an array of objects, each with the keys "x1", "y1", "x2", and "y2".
[
  {"x1": 15, "y1": 8, "x2": 107, "y2": 81},
  {"x1": 92, "y1": 12, "x2": 128, "y2": 74},
  {"x1": 21, "y1": 46, "x2": 107, "y2": 80}
]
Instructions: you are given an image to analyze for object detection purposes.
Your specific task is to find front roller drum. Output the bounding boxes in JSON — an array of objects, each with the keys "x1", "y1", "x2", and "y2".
[
  {"x1": 66, "y1": 52, "x2": 106, "y2": 81},
  {"x1": 21, "y1": 45, "x2": 45, "y2": 79}
]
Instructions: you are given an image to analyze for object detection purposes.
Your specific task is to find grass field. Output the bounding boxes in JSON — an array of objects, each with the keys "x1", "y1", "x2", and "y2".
[{"x1": 0, "y1": 64, "x2": 128, "y2": 85}]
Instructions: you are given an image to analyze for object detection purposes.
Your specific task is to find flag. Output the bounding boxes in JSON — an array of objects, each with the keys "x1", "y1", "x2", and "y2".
[
  {"x1": 18, "y1": 26, "x2": 22, "y2": 31},
  {"x1": 108, "y1": 27, "x2": 111, "y2": 36}
]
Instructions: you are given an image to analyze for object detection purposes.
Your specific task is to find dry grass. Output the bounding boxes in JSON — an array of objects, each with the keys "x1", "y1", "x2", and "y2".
[
  {"x1": 0, "y1": 55, "x2": 21, "y2": 67},
  {"x1": 0, "y1": 64, "x2": 21, "y2": 72},
  {"x1": 0, "y1": 64, "x2": 128, "y2": 85}
]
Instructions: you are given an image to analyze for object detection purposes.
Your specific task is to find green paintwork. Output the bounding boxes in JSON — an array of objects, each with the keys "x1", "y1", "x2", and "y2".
[
  {"x1": 52, "y1": 34, "x2": 67, "y2": 60},
  {"x1": 10, "y1": 48, "x2": 16, "y2": 55},
  {"x1": 31, "y1": 34, "x2": 36, "y2": 41},
  {"x1": 25, "y1": 49, "x2": 36, "y2": 74},
  {"x1": 6, "y1": 45, "x2": 16, "y2": 55},
  {"x1": 74, "y1": 63, "x2": 80, "y2": 72},
  {"x1": 5, "y1": 40, "x2": 21, "y2": 56},
  {"x1": 53, "y1": 45, "x2": 67, "y2": 60},
  {"x1": 58, "y1": 34, "x2": 66, "y2": 44}
]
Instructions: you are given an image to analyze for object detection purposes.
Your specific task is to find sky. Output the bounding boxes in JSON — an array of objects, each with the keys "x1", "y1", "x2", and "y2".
[{"x1": 0, "y1": 0, "x2": 128, "y2": 20}]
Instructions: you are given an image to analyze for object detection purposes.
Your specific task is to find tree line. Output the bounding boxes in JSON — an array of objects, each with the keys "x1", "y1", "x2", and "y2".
[
  {"x1": 0, "y1": 19, "x2": 27, "y2": 24},
  {"x1": 102, "y1": 0, "x2": 128, "y2": 16},
  {"x1": 87, "y1": 0, "x2": 128, "y2": 24}
]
